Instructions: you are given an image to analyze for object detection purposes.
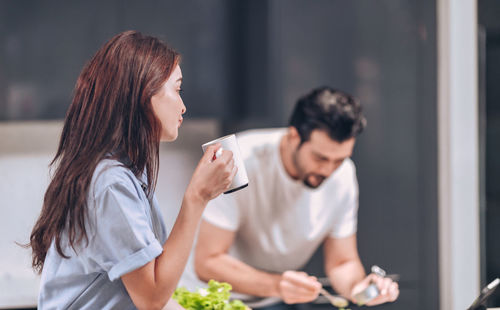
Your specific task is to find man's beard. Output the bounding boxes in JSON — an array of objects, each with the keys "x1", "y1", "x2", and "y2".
[
  {"x1": 292, "y1": 149, "x2": 327, "y2": 189},
  {"x1": 303, "y1": 173, "x2": 326, "y2": 189}
]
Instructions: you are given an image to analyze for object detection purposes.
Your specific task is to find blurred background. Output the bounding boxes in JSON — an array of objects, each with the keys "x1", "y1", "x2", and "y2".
[{"x1": 0, "y1": 0, "x2": 498, "y2": 309}]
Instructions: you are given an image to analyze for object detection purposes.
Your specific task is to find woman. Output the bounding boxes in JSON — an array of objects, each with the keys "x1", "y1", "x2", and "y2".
[{"x1": 28, "y1": 31, "x2": 236, "y2": 309}]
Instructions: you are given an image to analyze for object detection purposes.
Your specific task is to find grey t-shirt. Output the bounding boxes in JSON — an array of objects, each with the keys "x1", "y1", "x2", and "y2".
[{"x1": 38, "y1": 159, "x2": 168, "y2": 310}]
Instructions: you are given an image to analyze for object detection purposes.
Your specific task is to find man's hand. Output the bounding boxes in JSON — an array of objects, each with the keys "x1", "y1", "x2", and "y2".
[
  {"x1": 278, "y1": 271, "x2": 322, "y2": 304},
  {"x1": 350, "y1": 273, "x2": 399, "y2": 306}
]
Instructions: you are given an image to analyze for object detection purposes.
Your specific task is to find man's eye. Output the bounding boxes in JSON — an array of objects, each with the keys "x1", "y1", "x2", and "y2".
[{"x1": 315, "y1": 155, "x2": 327, "y2": 162}]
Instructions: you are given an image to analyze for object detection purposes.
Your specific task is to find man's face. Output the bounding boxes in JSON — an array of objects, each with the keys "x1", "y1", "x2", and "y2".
[{"x1": 291, "y1": 130, "x2": 356, "y2": 188}]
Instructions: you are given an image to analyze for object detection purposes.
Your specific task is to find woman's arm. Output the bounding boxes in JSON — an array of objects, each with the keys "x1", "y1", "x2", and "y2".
[
  {"x1": 122, "y1": 145, "x2": 236, "y2": 310},
  {"x1": 162, "y1": 298, "x2": 185, "y2": 310}
]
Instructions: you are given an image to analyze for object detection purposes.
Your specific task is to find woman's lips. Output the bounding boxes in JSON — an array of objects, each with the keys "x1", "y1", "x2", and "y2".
[{"x1": 178, "y1": 118, "x2": 183, "y2": 127}]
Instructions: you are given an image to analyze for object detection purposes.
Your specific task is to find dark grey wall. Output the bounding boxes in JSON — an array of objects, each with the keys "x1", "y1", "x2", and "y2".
[
  {"x1": 479, "y1": 0, "x2": 500, "y2": 306},
  {"x1": 0, "y1": 1, "x2": 439, "y2": 309},
  {"x1": 0, "y1": 0, "x2": 238, "y2": 120}
]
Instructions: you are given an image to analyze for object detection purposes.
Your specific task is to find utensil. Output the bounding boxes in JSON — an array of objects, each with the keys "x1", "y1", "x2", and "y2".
[{"x1": 319, "y1": 288, "x2": 349, "y2": 308}]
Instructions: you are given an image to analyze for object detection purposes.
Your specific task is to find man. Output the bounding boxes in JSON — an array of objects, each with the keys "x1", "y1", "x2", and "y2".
[{"x1": 190, "y1": 87, "x2": 399, "y2": 309}]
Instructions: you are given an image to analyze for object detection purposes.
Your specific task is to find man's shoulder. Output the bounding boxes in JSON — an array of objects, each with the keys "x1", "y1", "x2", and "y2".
[
  {"x1": 340, "y1": 157, "x2": 357, "y2": 174},
  {"x1": 323, "y1": 158, "x2": 357, "y2": 188},
  {"x1": 235, "y1": 128, "x2": 285, "y2": 159}
]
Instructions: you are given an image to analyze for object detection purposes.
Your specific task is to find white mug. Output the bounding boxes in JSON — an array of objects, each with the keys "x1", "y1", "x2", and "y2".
[{"x1": 202, "y1": 134, "x2": 249, "y2": 194}]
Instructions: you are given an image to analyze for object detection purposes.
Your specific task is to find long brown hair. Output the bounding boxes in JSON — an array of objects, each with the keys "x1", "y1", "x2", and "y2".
[{"x1": 29, "y1": 31, "x2": 180, "y2": 273}]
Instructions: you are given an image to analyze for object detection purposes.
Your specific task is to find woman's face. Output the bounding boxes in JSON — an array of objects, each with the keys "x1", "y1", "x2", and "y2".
[{"x1": 151, "y1": 64, "x2": 186, "y2": 142}]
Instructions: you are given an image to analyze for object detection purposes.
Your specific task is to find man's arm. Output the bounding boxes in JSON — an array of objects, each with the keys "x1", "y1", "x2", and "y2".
[
  {"x1": 195, "y1": 220, "x2": 280, "y2": 297},
  {"x1": 195, "y1": 220, "x2": 321, "y2": 304},
  {"x1": 324, "y1": 235, "x2": 399, "y2": 305},
  {"x1": 323, "y1": 234, "x2": 366, "y2": 299}
]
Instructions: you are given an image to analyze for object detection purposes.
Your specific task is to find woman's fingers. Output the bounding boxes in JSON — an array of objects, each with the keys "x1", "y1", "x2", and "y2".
[{"x1": 203, "y1": 143, "x2": 221, "y2": 162}]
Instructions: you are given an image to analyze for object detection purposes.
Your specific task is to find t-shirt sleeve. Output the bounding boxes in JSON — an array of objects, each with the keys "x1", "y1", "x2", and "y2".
[
  {"x1": 329, "y1": 165, "x2": 359, "y2": 239},
  {"x1": 202, "y1": 194, "x2": 240, "y2": 232},
  {"x1": 87, "y1": 181, "x2": 163, "y2": 281}
]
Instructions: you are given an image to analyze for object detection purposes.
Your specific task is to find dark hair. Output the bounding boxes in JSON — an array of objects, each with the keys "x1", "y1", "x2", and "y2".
[
  {"x1": 289, "y1": 86, "x2": 366, "y2": 143},
  {"x1": 28, "y1": 31, "x2": 180, "y2": 273}
]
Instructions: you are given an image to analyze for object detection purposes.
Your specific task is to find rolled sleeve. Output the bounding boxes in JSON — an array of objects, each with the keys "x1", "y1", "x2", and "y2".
[
  {"x1": 88, "y1": 181, "x2": 163, "y2": 281},
  {"x1": 108, "y1": 241, "x2": 162, "y2": 281}
]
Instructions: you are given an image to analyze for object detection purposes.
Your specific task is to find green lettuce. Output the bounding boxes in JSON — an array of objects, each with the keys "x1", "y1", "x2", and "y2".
[{"x1": 173, "y1": 280, "x2": 248, "y2": 310}]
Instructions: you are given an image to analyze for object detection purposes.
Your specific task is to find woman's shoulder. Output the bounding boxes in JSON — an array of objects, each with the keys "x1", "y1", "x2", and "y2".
[{"x1": 90, "y1": 159, "x2": 140, "y2": 198}]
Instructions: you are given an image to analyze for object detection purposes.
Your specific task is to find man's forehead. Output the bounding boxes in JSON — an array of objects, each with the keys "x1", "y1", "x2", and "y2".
[
  {"x1": 308, "y1": 130, "x2": 337, "y2": 146},
  {"x1": 307, "y1": 130, "x2": 355, "y2": 157}
]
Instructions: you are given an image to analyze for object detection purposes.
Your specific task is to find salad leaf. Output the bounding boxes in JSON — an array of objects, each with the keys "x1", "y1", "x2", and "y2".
[{"x1": 173, "y1": 280, "x2": 249, "y2": 310}]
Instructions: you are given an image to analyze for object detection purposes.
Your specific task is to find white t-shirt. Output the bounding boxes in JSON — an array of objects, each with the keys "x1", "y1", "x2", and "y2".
[{"x1": 179, "y1": 128, "x2": 359, "y2": 303}]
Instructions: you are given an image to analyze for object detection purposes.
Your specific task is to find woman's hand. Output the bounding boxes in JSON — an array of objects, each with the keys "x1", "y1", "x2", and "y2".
[{"x1": 185, "y1": 143, "x2": 237, "y2": 205}]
